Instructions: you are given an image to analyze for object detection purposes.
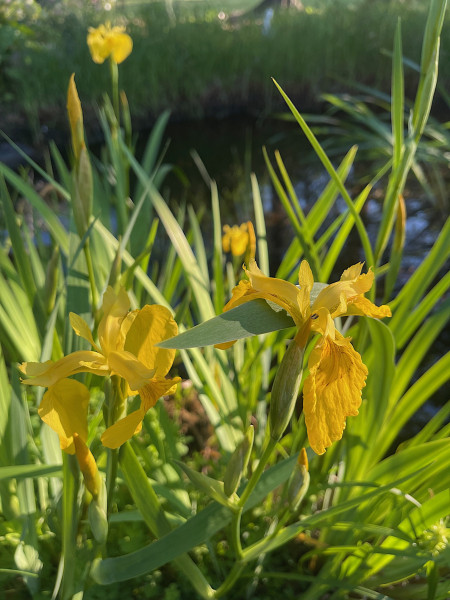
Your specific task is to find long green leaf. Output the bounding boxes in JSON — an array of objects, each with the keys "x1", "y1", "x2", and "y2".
[
  {"x1": 158, "y1": 299, "x2": 294, "y2": 349},
  {"x1": 91, "y1": 454, "x2": 297, "y2": 584}
]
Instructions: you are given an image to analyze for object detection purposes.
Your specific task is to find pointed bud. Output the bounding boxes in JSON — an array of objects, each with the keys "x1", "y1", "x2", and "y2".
[
  {"x1": 224, "y1": 425, "x2": 254, "y2": 497},
  {"x1": 67, "y1": 74, "x2": 85, "y2": 161},
  {"x1": 269, "y1": 340, "x2": 304, "y2": 441},
  {"x1": 88, "y1": 479, "x2": 108, "y2": 544},
  {"x1": 72, "y1": 146, "x2": 93, "y2": 238},
  {"x1": 287, "y1": 448, "x2": 310, "y2": 512}
]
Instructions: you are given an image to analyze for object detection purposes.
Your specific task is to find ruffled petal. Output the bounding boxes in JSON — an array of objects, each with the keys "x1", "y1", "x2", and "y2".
[
  {"x1": 303, "y1": 335, "x2": 368, "y2": 455},
  {"x1": 139, "y1": 376, "x2": 181, "y2": 411},
  {"x1": 124, "y1": 305, "x2": 177, "y2": 377},
  {"x1": 38, "y1": 379, "x2": 90, "y2": 454},
  {"x1": 20, "y1": 351, "x2": 107, "y2": 387}
]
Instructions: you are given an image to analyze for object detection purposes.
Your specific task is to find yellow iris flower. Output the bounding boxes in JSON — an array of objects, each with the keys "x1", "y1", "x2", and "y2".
[
  {"x1": 20, "y1": 287, "x2": 180, "y2": 449},
  {"x1": 219, "y1": 259, "x2": 391, "y2": 454},
  {"x1": 222, "y1": 222, "x2": 256, "y2": 259},
  {"x1": 87, "y1": 23, "x2": 133, "y2": 65}
]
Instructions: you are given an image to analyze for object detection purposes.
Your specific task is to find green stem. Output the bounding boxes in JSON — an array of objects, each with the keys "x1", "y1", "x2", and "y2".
[
  {"x1": 109, "y1": 58, "x2": 120, "y2": 123},
  {"x1": 59, "y1": 454, "x2": 79, "y2": 600},
  {"x1": 238, "y1": 437, "x2": 278, "y2": 508},
  {"x1": 105, "y1": 377, "x2": 126, "y2": 515},
  {"x1": 214, "y1": 562, "x2": 246, "y2": 598},
  {"x1": 230, "y1": 507, "x2": 243, "y2": 559}
]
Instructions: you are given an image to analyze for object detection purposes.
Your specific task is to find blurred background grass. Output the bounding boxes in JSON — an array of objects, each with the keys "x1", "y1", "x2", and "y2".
[{"x1": 1, "y1": 0, "x2": 449, "y2": 144}]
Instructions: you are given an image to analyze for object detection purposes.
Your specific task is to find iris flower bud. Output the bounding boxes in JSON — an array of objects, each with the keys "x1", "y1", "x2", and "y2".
[{"x1": 269, "y1": 340, "x2": 304, "y2": 442}]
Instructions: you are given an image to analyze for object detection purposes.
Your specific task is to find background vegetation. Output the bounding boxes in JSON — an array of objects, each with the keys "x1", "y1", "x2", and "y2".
[{"x1": 1, "y1": 0, "x2": 449, "y2": 143}]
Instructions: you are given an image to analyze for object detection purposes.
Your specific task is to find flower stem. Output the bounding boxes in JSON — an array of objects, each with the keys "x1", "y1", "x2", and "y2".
[
  {"x1": 109, "y1": 58, "x2": 120, "y2": 123},
  {"x1": 238, "y1": 437, "x2": 278, "y2": 509},
  {"x1": 214, "y1": 562, "x2": 246, "y2": 598}
]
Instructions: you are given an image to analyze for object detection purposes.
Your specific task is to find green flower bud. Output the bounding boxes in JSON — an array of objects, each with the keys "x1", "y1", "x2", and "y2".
[
  {"x1": 269, "y1": 340, "x2": 304, "y2": 441},
  {"x1": 224, "y1": 425, "x2": 254, "y2": 497},
  {"x1": 88, "y1": 480, "x2": 108, "y2": 544},
  {"x1": 72, "y1": 146, "x2": 93, "y2": 238}
]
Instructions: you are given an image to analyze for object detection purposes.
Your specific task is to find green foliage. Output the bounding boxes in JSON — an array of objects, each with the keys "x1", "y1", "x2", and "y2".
[{"x1": 0, "y1": 1, "x2": 449, "y2": 599}]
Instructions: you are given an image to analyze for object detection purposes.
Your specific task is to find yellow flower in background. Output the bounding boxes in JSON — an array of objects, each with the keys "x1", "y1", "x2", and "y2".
[
  {"x1": 87, "y1": 22, "x2": 133, "y2": 65},
  {"x1": 222, "y1": 222, "x2": 256, "y2": 259},
  {"x1": 20, "y1": 287, "x2": 180, "y2": 449},
  {"x1": 219, "y1": 259, "x2": 391, "y2": 455}
]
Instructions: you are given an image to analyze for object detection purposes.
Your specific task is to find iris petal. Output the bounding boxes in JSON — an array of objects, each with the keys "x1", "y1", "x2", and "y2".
[
  {"x1": 107, "y1": 350, "x2": 156, "y2": 390},
  {"x1": 38, "y1": 379, "x2": 90, "y2": 454},
  {"x1": 303, "y1": 334, "x2": 368, "y2": 455},
  {"x1": 101, "y1": 408, "x2": 146, "y2": 449},
  {"x1": 124, "y1": 305, "x2": 178, "y2": 377},
  {"x1": 101, "y1": 377, "x2": 180, "y2": 448},
  {"x1": 20, "y1": 351, "x2": 107, "y2": 387},
  {"x1": 70, "y1": 312, "x2": 100, "y2": 351},
  {"x1": 346, "y1": 296, "x2": 392, "y2": 319},
  {"x1": 98, "y1": 287, "x2": 130, "y2": 355}
]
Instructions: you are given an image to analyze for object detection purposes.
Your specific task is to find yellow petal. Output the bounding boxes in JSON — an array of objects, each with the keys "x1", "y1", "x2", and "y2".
[
  {"x1": 303, "y1": 335, "x2": 368, "y2": 455},
  {"x1": 101, "y1": 407, "x2": 146, "y2": 449},
  {"x1": 314, "y1": 266, "x2": 375, "y2": 318},
  {"x1": 340, "y1": 262, "x2": 364, "y2": 281},
  {"x1": 98, "y1": 287, "x2": 130, "y2": 355},
  {"x1": 346, "y1": 295, "x2": 392, "y2": 319},
  {"x1": 245, "y1": 259, "x2": 303, "y2": 324},
  {"x1": 101, "y1": 376, "x2": 180, "y2": 449},
  {"x1": 124, "y1": 305, "x2": 178, "y2": 377},
  {"x1": 38, "y1": 379, "x2": 90, "y2": 454},
  {"x1": 110, "y1": 32, "x2": 133, "y2": 64},
  {"x1": 107, "y1": 350, "x2": 155, "y2": 391},
  {"x1": 222, "y1": 225, "x2": 232, "y2": 252},
  {"x1": 139, "y1": 376, "x2": 181, "y2": 411},
  {"x1": 298, "y1": 260, "x2": 314, "y2": 319},
  {"x1": 69, "y1": 312, "x2": 100, "y2": 351},
  {"x1": 20, "y1": 351, "x2": 108, "y2": 387},
  {"x1": 87, "y1": 28, "x2": 109, "y2": 64}
]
